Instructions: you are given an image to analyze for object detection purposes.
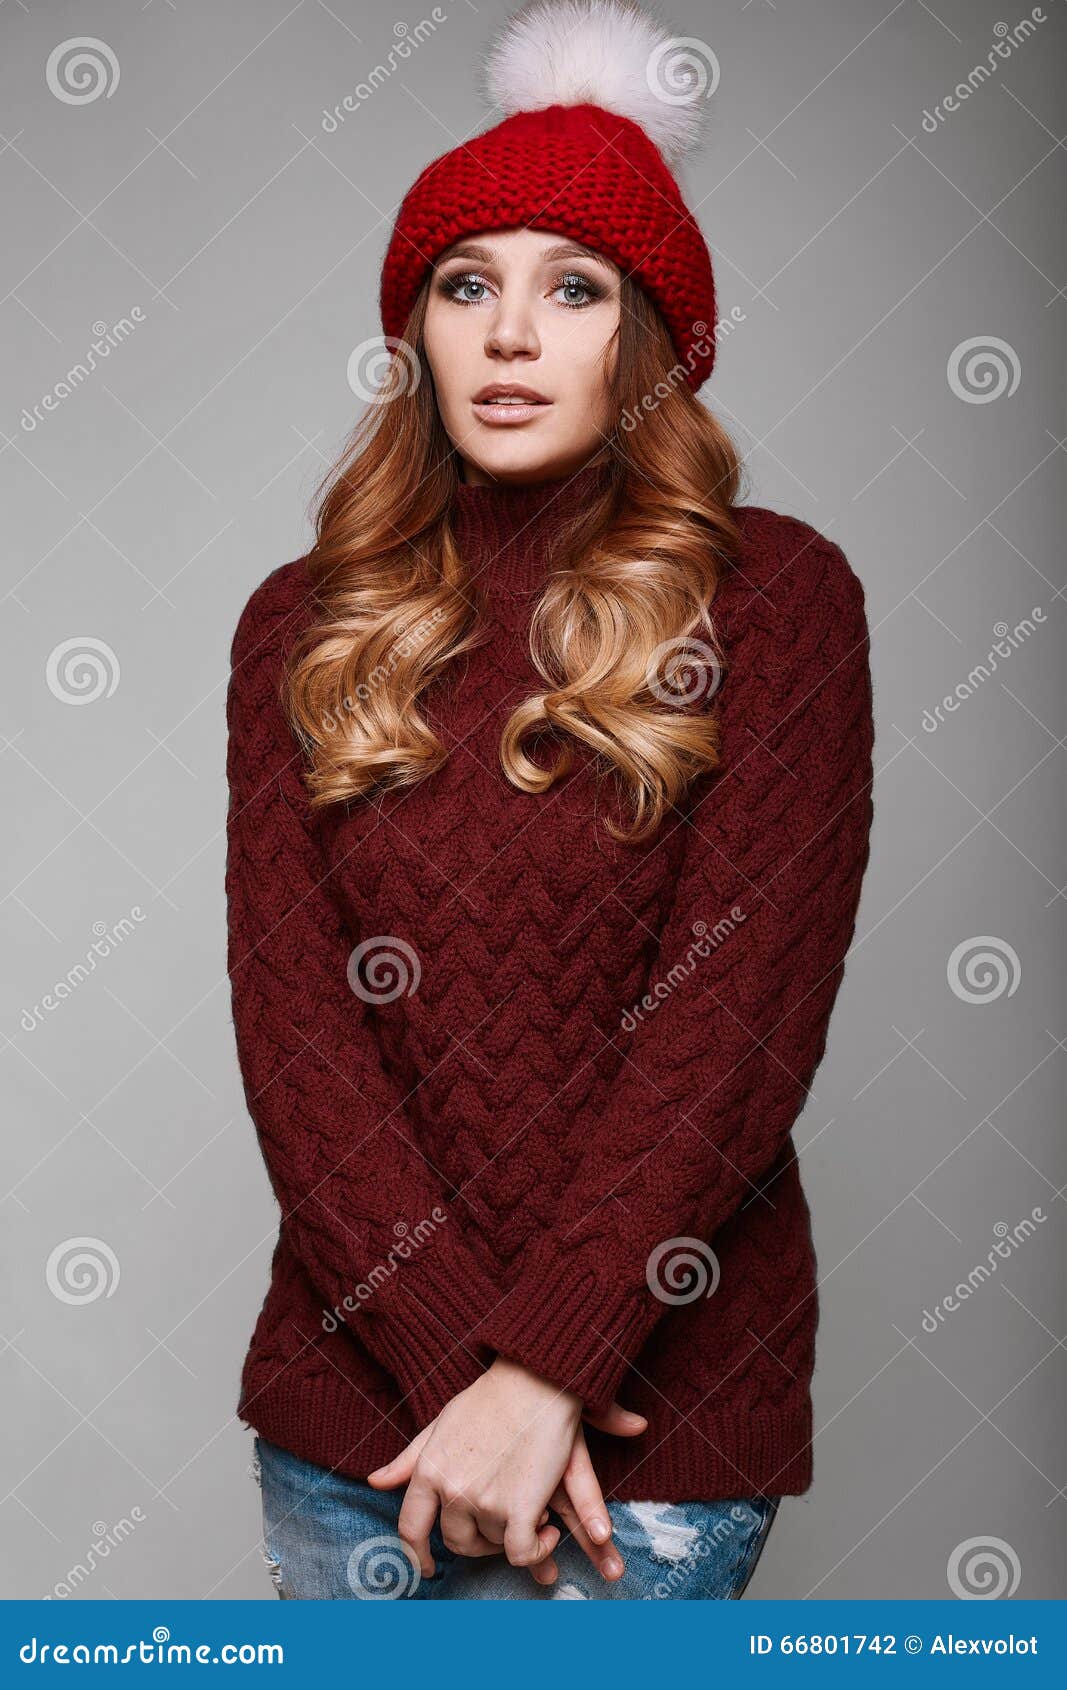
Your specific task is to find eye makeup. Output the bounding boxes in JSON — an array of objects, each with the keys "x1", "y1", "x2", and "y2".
[{"x1": 435, "y1": 267, "x2": 609, "y2": 310}]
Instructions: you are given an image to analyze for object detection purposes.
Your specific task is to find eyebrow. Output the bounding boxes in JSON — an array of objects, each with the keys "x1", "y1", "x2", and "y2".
[{"x1": 435, "y1": 240, "x2": 619, "y2": 274}]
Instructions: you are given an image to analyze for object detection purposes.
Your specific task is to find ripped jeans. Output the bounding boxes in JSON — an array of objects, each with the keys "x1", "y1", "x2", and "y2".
[{"x1": 251, "y1": 1434, "x2": 778, "y2": 1600}]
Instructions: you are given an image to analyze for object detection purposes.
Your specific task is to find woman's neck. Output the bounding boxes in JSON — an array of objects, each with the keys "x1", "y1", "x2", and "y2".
[{"x1": 451, "y1": 456, "x2": 612, "y2": 602}]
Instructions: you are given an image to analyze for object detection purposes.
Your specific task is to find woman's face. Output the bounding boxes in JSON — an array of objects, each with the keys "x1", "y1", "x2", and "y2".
[{"x1": 422, "y1": 226, "x2": 621, "y2": 486}]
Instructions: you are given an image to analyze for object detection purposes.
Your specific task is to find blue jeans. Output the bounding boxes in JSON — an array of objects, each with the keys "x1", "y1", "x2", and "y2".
[{"x1": 251, "y1": 1434, "x2": 778, "y2": 1600}]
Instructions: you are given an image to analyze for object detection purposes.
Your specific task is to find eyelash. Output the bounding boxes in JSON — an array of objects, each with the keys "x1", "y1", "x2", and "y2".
[{"x1": 438, "y1": 270, "x2": 605, "y2": 310}]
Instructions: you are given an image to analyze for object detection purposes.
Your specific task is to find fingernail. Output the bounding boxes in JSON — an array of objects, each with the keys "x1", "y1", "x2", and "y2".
[
  {"x1": 604, "y1": 1557, "x2": 623, "y2": 1578},
  {"x1": 589, "y1": 1516, "x2": 610, "y2": 1542}
]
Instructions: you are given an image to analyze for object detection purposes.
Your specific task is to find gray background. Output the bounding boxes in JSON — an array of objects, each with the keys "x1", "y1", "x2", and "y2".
[{"x1": 1, "y1": 0, "x2": 1063, "y2": 1602}]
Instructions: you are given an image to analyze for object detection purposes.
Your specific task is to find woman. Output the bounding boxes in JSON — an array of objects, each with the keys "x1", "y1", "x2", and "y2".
[{"x1": 226, "y1": 0, "x2": 875, "y2": 1600}]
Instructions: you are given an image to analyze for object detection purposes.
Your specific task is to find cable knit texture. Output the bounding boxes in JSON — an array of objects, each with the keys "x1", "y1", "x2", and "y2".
[{"x1": 226, "y1": 460, "x2": 876, "y2": 1501}]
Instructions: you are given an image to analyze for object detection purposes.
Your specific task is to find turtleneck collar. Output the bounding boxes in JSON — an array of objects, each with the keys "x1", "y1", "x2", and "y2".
[{"x1": 451, "y1": 456, "x2": 612, "y2": 608}]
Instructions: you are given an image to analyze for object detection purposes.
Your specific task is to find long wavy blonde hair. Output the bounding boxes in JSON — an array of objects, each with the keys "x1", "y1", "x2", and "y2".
[{"x1": 286, "y1": 276, "x2": 746, "y2": 843}]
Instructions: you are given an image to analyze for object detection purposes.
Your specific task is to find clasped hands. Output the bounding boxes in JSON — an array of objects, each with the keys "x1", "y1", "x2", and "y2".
[{"x1": 367, "y1": 1354, "x2": 647, "y2": 1588}]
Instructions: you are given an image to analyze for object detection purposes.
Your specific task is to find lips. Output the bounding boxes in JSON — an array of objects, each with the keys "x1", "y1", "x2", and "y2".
[
  {"x1": 470, "y1": 383, "x2": 553, "y2": 425},
  {"x1": 472, "y1": 383, "x2": 550, "y2": 404}
]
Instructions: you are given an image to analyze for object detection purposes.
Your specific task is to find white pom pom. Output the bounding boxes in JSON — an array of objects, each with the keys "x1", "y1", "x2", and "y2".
[{"x1": 481, "y1": 0, "x2": 716, "y2": 168}]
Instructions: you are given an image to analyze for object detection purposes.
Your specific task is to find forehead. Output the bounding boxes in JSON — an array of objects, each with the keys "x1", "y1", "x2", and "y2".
[{"x1": 434, "y1": 229, "x2": 620, "y2": 272}]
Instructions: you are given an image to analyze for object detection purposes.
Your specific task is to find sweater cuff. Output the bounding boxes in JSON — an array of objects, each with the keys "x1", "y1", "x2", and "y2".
[
  {"x1": 473, "y1": 1256, "x2": 658, "y2": 1416},
  {"x1": 344, "y1": 1239, "x2": 503, "y2": 1429}
]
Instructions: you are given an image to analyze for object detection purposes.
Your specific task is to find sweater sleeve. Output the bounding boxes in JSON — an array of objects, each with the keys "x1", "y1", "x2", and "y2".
[
  {"x1": 225, "y1": 561, "x2": 504, "y2": 1428},
  {"x1": 472, "y1": 532, "x2": 876, "y2": 1414}
]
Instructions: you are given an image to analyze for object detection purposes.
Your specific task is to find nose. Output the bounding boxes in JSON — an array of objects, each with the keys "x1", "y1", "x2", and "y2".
[{"x1": 483, "y1": 289, "x2": 541, "y2": 361}]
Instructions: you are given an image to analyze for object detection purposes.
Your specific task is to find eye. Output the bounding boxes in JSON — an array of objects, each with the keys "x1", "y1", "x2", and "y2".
[
  {"x1": 438, "y1": 270, "x2": 493, "y2": 306},
  {"x1": 551, "y1": 271, "x2": 604, "y2": 309}
]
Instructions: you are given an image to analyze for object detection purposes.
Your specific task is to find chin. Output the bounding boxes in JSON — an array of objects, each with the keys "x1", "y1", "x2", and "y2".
[{"x1": 462, "y1": 436, "x2": 591, "y2": 485}]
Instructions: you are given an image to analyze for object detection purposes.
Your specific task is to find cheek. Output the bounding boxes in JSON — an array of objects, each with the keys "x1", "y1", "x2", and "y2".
[
  {"x1": 554, "y1": 322, "x2": 617, "y2": 415},
  {"x1": 422, "y1": 303, "x2": 468, "y2": 407},
  {"x1": 553, "y1": 307, "x2": 617, "y2": 379}
]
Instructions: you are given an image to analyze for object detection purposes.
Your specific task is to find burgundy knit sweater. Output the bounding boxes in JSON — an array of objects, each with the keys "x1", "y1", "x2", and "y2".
[{"x1": 226, "y1": 458, "x2": 875, "y2": 1502}]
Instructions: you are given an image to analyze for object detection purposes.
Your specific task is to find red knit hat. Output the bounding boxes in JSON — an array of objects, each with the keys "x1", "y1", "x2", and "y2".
[{"x1": 380, "y1": 0, "x2": 719, "y2": 392}]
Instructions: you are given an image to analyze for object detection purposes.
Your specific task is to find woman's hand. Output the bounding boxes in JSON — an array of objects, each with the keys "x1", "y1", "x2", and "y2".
[
  {"x1": 366, "y1": 1356, "x2": 647, "y2": 1585},
  {"x1": 523, "y1": 1412, "x2": 646, "y2": 1588}
]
